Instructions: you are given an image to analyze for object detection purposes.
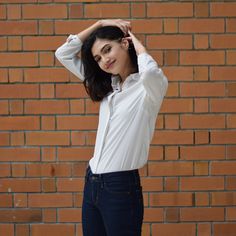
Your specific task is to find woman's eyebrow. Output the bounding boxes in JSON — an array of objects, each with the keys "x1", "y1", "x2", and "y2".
[{"x1": 93, "y1": 44, "x2": 110, "y2": 58}]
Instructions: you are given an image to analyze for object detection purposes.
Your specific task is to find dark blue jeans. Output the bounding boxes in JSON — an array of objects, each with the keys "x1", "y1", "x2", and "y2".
[{"x1": 82, "y1": 165, "x2": 144, "y2": 236}]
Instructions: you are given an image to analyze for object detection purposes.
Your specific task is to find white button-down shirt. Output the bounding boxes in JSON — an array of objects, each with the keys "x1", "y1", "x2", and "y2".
[{"x1": 55, "y1": 34, "x2": 168, "y2": 174}]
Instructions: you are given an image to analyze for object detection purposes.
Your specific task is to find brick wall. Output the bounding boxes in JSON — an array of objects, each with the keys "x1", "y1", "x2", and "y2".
[{"x1": 0, "y1": 1, "x2": 236, "y2": 236}]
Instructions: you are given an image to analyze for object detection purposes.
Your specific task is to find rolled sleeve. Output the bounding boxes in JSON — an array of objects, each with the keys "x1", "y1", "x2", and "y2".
[
  {"x1": 55, "y1": 34, "x2": 85, "y2": 81},
  {"x1": 138, "y1": 52, "x2": 168, "y2": 106}
]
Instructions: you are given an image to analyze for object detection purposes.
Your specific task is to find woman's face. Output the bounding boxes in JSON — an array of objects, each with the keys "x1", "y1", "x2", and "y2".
[{"x1": 91, "y1": 38, "x2": 129, "y2": 75}]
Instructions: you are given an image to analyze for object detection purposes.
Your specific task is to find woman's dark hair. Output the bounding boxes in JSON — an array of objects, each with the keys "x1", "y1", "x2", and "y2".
[{"x1": 81, "y1": 26, "x2": 138, "y2": 102}]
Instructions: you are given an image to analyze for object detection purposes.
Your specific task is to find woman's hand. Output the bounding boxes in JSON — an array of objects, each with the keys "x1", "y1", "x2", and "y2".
[
  {"x1": 99, "y1": 19, "x2": 131, "y2": 36},
  {"x1": 125, "y1": 30, "x2": 147, "y2": 55}
]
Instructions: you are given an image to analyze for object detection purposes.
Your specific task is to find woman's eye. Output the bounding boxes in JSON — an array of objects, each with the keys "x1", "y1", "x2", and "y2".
[{"x1": 105, "y1": 47, "x2": 111, "y2": 53}]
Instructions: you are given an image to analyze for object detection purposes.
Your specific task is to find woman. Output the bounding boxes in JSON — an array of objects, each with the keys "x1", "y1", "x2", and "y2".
[{"x1": 55, "y1": 19, "x2": 168, "y2": 236}]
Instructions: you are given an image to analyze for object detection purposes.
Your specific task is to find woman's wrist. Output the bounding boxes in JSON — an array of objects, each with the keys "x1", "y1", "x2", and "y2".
[{"x1": 77, "y1": 21, "x2": 102, "y2": 43}]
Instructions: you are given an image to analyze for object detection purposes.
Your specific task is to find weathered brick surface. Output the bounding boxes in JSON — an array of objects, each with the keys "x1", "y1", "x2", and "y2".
[{"x1": 0, "y1": 1, "x2": 235, "y2": 235}]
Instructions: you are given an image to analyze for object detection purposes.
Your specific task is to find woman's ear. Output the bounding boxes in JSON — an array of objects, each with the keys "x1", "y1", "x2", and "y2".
[{"x1": 121, "y1": 38, "x2": 129, "y2": 50}]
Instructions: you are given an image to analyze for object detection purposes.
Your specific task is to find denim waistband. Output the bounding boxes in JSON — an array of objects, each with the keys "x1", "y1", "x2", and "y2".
[{"x1": 85, "y1": 165, "x2": 140, "y2": 185}]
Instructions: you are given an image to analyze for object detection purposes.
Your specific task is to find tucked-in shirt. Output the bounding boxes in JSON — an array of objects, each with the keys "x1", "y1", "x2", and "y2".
[{"x1": 55, "y1": 34, "x2": 168, "y2": 174}]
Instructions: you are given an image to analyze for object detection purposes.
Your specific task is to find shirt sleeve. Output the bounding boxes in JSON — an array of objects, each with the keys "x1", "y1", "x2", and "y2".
[
  {"x1": 138, "y1": 52, "x2": 168, "y2": 105},
  {"x1": 55, "y1": 34, "x2": 85, "y2": 81}
]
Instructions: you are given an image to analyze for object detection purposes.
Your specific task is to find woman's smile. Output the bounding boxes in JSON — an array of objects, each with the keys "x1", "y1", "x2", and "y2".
[{"x1": 106, "y1": 60, "x2": 116, "y2": 69}]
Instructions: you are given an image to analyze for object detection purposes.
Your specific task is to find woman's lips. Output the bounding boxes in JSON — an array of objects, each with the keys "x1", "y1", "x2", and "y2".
[{"x1": 107, "y1": 60, "x2": 115, "y2": 69}]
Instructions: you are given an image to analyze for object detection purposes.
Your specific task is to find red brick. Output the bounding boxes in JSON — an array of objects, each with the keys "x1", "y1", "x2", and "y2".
[
  {"x1": 211, "y1": 2, "x2": 236, "y2": 17},
  {"x1": 0, "y1": 148, "x2": 40, "y2": 162},
  {"x1": 23, "y1": 4, "x2": 67, "y2": 19},
  {"x1": 0, "y1": 194, "x2": 12, "y2": 207},
  {"x1": 57, "y1": 116, "x2": 98, "y2": 130},
  {"x1": 41, "y1": 116, "x2": 56, "y2": 130},
  {"x1": 0, "y1": 84, "x2": 39, "y2": 98},
  {"x1": 194, "y1": 35, "x2": 209, "y2": 49},
  {"x1": 85, "y1": 3, "x2": 129, "y2": 18},
  {"x1": 226, "y1": 177, "x2": 236, "y2": 190},
  {"x1": 131, "y1": 3, "x2": 146, "y2": 18},
  {"x1": 56, "y1": 84, "x2": 87, "y2": 98},
  {"x1": 132, "y1": 19, "x2": 162, "y2": 33},
  {"x1": 12, "y1": 163, "x2": 25, "y2": 177},
  {"x1": 226, "y1": 207, "x2": 236, "y2": 221},
  {"x1": 211, "y1": 192, "x2": 236, "y2": 206},
  {"x1": 161, "y1": 99, "x2": 193, "y2": 114},
  {"x1": 195, "y1": 2, "x2": 209, "y2": 17},
  {"x1": 8, "y1": 36, "x2": 22, "y2": 51},
  {"x1": 164, "y1": 67, "x2": 193, "y2": 81},
  {"x1": 0, "y1": 209, "x2": 41, "y2": 222},
  {"x1": 180, "y1": 51, "x2": 225, "y2": 65},
  {"x1": 7, "y1": 4, "x2": 21, "y2": 19},
  {"x1": 227, "y1": 146, "x2": 236, "y2": 160},
  {"x1": 194, "y1": 162, "x2": 209, "y2": 176},
  {"x1": 165, "y1": 208, "x2": 179, "y2": 222},
  {"x1": 181, "y1": 114, "x2": 225, "y2": 129},
  {"x1": 214, "y1": 223, "x2": 236, "y2": 236},
  {"x1": 194, "y1": 130, "x2": 209, "y2": 144},
  {"x1": 164, "y1": 19, "x2": 178, "y2": 33},
  {"x1": 14, "y1": 194, "x2": 27, "y2": 208},
  {"x1": 0, "y1": 5, "x2": 6, "y2": 19},
  {"x1": 211, "y1": 67, "x2": 236, "y2": 81},
  {"x1": 23, "y1": 36, "x2": 65, "y2": 50},
  {"x1": 164, "y1": 177, "x2": 179, "y2": 191},
  {"x1": 226, "y1": 19, "x2": 236, "y2": 32},
  {"x1": 215, "y1": 97, "x2": 235, "y2": 115},
  {"x1": 58, "y1": 208, "x2": 82, "y2": 222},
  {"x1": 147, "y1": 3, "x2": 193, "y2": 17},
  {"x1": 26, "y1": 132, "x2": 70, "y2": 146},
  {"x1": 181, "y1": 177, "x2": 224, "y2": 191},
  {"x1": 25, "y1": 100, "x2": 69, "y2": 114},
  {"x1": 142, "y1": 177, "x2": 163, "y2": 192},
  {"x1": 213, "y1": 131, "x2": 235, "y2": 151},
  {"x1": 26, "y1": 163, "x2": 71, "y2": 177},
  {"x1": 220, "y1": 86, "x2": 236, "y2": 102},
  {"x1": 43, "y1": 209, "x2": 57, "y2": 222},
  {"x1": 0, "y1": 179, "x2": 40, "y2": 192},
  {"x1": 211, "y1": 161, "x2": 236, "y2": 175},
  {"x1": 211, "y1": 35, "x2": 236, "y2": 49},
  {"x1": 149, "y1": 162, "x2": 193, "y2": 177},
  {"x1": 9, "y1": 68, "x2": 23, "y2": 82},
  {"x1": 181, "y1": 208, "x2": 224, "y2": 221},
  {"x1": 0, "y1": 225, "x2": 14, "y2": 236},
  {"x1": 71, "y1": 100, "x2": 85, "y2": 114},
  {"x1": 152, "y1": 130, "x2": 193, "y2": 145},
  {"x1": 150, "y1": 193, "x2": 194, "y2": 207},
  {"x1": 57, "y1": 147, "x2": 93, "y2": 161},
  {"x1": 25, "y1": 68, "x2": 69, "y2": 83},
  {"x1": 152, "y1": 223, "x2": 195, "y2": 236},
  {"x1": 57, "y1": 178, "x2": 84, "y2": 192},
  {"x1": 147, "y1": 35, "x2": 192, "y2": 49},
  {"x1": 144, "y1": 208, "x2": 163, "y2": 222},
  {"x1": 31, "y1": 224, "x2": 75, "y2": 236},
  {"x1": 0, "y1": 116, "x2": 39, "y2": 130},
  {"x1": 195, "y1": 193, "x2": 209, "y2": 206},
  {"x1": 0, "y1": 53, "x2": 38, "y2": 67},
  {"x1": 179, "y1": 19, "x2": 224, "y2": 33},
  {"x1": 39, "y1": 20, "x2": 54, "y2": 35},
  {"x1": 0, "y1": 21, "x2": 37, "y2": 35},
  {"x1": 181, "y1": 82, "x2": 225, "y2": 97},
  {"x1": 180, "y1": 146, "x2": 225, "y2": 160},
  {"x1": 69, "y1": 4, "x2": 83, "y2": 18},
  {"x1": 0, "y1": 133, "x2": 10, "y2": 146},
  {"x1": 29, "y1": 193, "x2": 73, "y2": 207},
  {"x1": 15, "y1": 225, "x2": 29, "y2": 236}
]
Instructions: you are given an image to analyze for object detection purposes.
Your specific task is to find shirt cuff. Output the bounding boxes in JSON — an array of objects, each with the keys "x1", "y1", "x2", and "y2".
[
  {"x1": 66, "y1": 34, "x2": 83, "y2": 45},
  {"x1": 138, "y1": 52, "x2": 158, "y2": 74}
]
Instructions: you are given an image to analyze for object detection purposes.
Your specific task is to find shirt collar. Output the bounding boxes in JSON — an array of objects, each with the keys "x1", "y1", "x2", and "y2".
[{"x1": 111, "y1": 73, "x2": 139, "y2": 91}]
